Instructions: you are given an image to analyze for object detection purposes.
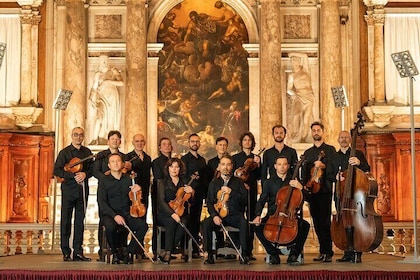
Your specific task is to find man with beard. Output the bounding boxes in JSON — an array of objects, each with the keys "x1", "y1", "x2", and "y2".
[
  {"x1": 181, "y1": 133, "x2": 209, "y2": 258},
  {"x1": 326, "y1": 130, "x2": 370, "y2": 263},
  {"x1": 301, "y1": 122, "x2": 336, "y2": 263},
  {"x1": 202, "y1": 155, "x2": 250, "y2": 265},
  {"x1": 261, "y1": 125, "x2": 298, "y2": 185}
]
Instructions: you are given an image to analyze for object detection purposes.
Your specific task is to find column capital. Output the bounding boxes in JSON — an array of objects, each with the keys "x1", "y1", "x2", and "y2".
[
  {"x1": 364, "y1": 14, "x2": 375, "y2": 26},
  {"x1": 373, "y1": 13, "x2": 385, "y2": 25}
]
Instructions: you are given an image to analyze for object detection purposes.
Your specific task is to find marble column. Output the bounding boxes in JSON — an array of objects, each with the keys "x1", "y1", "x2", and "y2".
[
  {"x1": 364, "y1": 6, "x2": 375, "y2": 102},
  {"x1": 259, "y1": 0, "x2": 282, "y2": 149},
  {"x1": 319, "y1": 0, "x2": 342, "y2": 145},
  {"x1": 63, "y1": 0, "x2": 87, "y2": 145},
  {"x1": 125, "y1": 0, "x2": 147, "y2": 149},
  {"x1": 373, "y1": 4, "x2": 386, "y2": 103},
  {"x1": 19, "y1": 6, "x2": 32, "y2": 105}
]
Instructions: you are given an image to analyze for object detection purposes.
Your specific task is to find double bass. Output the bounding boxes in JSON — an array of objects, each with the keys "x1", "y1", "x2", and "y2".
[
  {"x1": 263, "y1": 156, "x2": 305, "y2": 245},
  {"x1": 331, "y1": 113, "x2": 383, "y2": 253}
]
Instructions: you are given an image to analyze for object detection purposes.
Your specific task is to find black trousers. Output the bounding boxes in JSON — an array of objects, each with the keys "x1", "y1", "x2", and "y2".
[
  {"x1": 60, "y1": 185, "x2": 87, "y2": 256},
  {"x1": 309, "y1": 192, "x2": 334, "y2": 256},
  {"x1": 254, "y1": 216, "x2": 310, "y2": 256},
  {"x1": 202, "y1": 214, "x2": 249, "y2": 257},
  {"x1": 157, "y1": 213, "x2": 189, "y2": 253},
  {"x1": 101, "y1": 215, "x2": 147, "y2": 254},
  {"x1": 189, "y1": 199, "x2": 203, "y2": 253}
]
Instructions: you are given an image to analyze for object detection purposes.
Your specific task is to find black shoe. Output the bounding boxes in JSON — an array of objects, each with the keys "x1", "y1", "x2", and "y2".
[
  {"x1": 73, "y1": 254, "x2": 92, "y2": 262},
  {"x1": 204, "y1": 255, "x2": 215, "y2": 264},
  {"x1": 323, "y1": 254, "x2": 333, "y2": 262},
  {"x1": 269, "y1": 254, "x2": 281, "y2": 265},
  {"x1": 249, "y1": 255, "x2": 257, "y2": 261},
  {"x1": 112, "y1": 253, "x2": 121, "y2": 264},
  {"x1": 287, "y1": 254, "x2": 301, "y2": 266},
  {"x1": 313, "y1": 254, "x2": 326, "y2": 261},
  {"x1": 158, "y1": 251, "x2": 171, "y2": 264},
  {"x1": 240, "y1": 256, "x2": 251, "y2": 265},
  {"x1": 336, "y1": 254, "x2": 353, "y2": 263},
  {"x1": 216, "y1": 254, "x2": 225, "y2": 259},
  {"x1": 63, "y1": 254, "x2": 72, "y2": 262},
  {"x1": 192, "y1": 252, "x2": 202, "y2": 259}
]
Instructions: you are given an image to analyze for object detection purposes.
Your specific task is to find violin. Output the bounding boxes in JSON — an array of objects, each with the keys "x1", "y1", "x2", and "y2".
[
  {"x1": 234, "y1": 148, "x2": 265, "y2": 181},
  {"x1": 129, "y1": 172, "x2": 146, "y2": 218},
  {"x1": 263, "y1": 156, "x2": 305, "y2": 245},
  {"x1": 57, "y1": 154, "x2": 97, "y2": 182},
  {"x1": 169, "y1": 172, "x2": 199, "y2": 217},
  {"x1": 105, "y1": 155, "x2": 139, "y2": 176},
  {"x1": 304, "y1": 150, "x2": 325, "y2": 194},
  {"x1": 214, "y1": 179, "x2": 230, "y2": 218}
]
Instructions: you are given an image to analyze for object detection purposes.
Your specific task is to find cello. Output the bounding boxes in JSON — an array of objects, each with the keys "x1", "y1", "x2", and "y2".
[
  {"x1": 263, "y1": 156, "x2": 305, "y2": 245},
  {"x1": 331, "y1": 112, "x2": 383, "y2": 253}
]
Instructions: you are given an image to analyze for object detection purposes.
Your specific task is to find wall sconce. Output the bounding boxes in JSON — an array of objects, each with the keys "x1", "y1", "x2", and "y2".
[{"x1": 0, "y1": 42, "x2": 6, "y2": 69}]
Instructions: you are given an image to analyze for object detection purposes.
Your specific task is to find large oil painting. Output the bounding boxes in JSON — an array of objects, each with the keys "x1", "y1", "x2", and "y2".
[{"x1": 157, "y1": 0, "x2": 249, "y2": 158}]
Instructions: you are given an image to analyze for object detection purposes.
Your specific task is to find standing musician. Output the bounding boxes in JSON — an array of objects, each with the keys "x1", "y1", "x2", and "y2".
[
  {"x1": 151, "y1": 137, "x2": 172, "y2": 259},
  {"x1": 124, "y1": 133, "x2": 151, "y2": 259},
  {"x1": 252, "y1": 156, "x2": 309, "y2": 265},
  {"x1": 97, "y1": 153, "x2": 148, "y2": 264},
  {"x1": 181, "y1": 133, "x2": 209, "y2": 258},
  {"x1": 301, "y1": 122, "x2": 336, "y2": 263},
  {"x1": 156, "y1": 157, "x2": 194, "y2": 264},
  {"x1": 93, "y1": 130, "x2": 127, "y2": 259},
  {"x1": 262, "y1": 125, "x2": 298, "y2": 185},
  {"x1": 54, "y1": 127, "x2": 93, "y2": 262},
  {"x1": 232, "y1": 132, "x2": 261, "y2": 260},
  {"x1": 203, "y1": 154, "x2": 251, "y2": 265},
  {"x1": 327, "y1": 130, "x2": 370, "y2": 263}
]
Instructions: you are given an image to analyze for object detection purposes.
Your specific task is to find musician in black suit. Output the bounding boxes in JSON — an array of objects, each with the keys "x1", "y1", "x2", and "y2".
[
  {"x1": 54, "y1": 127, "x2": 93, "y2": 262},
  {"x1": 327, "y1": 130, "x2": 370, "y2": 263}
]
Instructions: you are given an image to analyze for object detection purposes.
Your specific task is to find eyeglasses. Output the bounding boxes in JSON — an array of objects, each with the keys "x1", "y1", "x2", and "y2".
[{"x1": 73, "y1": 133, "x2": 84, "y2": 137}]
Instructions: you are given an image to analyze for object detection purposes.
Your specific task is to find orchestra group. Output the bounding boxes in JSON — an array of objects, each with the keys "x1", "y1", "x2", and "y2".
[{"x1": 54, "y1": 117, "x2": 380, "y2": 266}]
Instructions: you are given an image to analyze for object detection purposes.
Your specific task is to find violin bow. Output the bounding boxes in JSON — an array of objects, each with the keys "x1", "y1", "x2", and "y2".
[
  {"x1": 178, "y1": 221, "x2": 205, "y2": 255},
  {"x1": 220, "y1": 223, "x2": 245, "y2": 263},
  {"x1": 122, "y1": 223, "x2": 155, "y2": 264}
]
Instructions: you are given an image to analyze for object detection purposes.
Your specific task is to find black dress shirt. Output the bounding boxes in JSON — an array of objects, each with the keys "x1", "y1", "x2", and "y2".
[
  {"x1": 157, "y1": 176, "x2": 187, "y2": 217},
  {"x1": 97, "y1": 173, "x2": 132, "y2": 218},
  {"x1": 93, "y1": 149, "x2": 126, "y2": 182},
  {"x1": 327, "y1": 148, "x2": 370, "y2": 184},
  {"x1": 54, "y1": 144, "x2": 93, "y2": 187},
  {"x1": 262, "y1": 145, "x2": 298, "y2": 184},
  {"x1": 207, "y1": 176, "x2": 247, "y2": 218},
  {"x1": 181, "y1": 151, "x2": 208, "y2": 200}
]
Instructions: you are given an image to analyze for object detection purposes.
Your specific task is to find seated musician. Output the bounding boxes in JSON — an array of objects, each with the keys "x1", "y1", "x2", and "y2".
[
  {"x1": 97, "y1": 153, "x2": 148, "y2": 264},
  {"x1": 252, "y1": 156, "x2": 310, "y2": 265},
  {"x1": 202, "y1": 154, "x2": 251, "y2": 265},
  {"x1": 156, "y1": 157, "x2": 194, "y2": 264}
]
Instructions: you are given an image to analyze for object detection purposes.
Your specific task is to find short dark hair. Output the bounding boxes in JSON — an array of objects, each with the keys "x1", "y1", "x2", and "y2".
[
  {"x1": 275, "y1": 155, "x2": 289, "y2": 164},
  {"x1": 108, "y1": 130, "x2": 121, "y2": 139},
  {"x1": 189, "y1": 133, "x2": 199, "y2": 140},
  {"x1": 216, "y1": 136, "x2": 228, "y2": 145},
  {"x1": 108, "y1": 152, "x2": 124, "y2": 162},
  {"x1": 311, "y1": 121, "x2": 324, "y2": 130},
  {"x1": 239, "y1": 132, "x2": 256, "y2": 151},
  {"x1": 164, "y1": 157, "x2": 186, "y2": 177},
  {"x1": 272, "y1": 125, "x2": 287, "y2": 135},
  {"x1": 158, "y1": 137, "x2": 171, "y2": 147},
  {"x1": 219, "y1": 154, "x2": 233, "y2": 163}
]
